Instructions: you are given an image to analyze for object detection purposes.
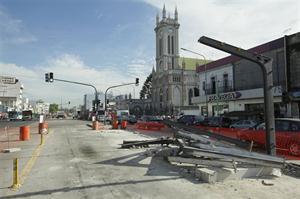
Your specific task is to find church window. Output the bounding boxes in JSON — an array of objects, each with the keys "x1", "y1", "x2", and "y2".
[
  {"x1": 159, "y1": 38, "x2": 162, "y2": 56},
  {"x1": 171, "y1": 36, "x2": 174, "y2": 54},
  {"x1": 168, "y1": 35, "x2": 170, "y2": 54},
  {"x1": 172, "y1": 57, "x2": 174, "y2": 69}
]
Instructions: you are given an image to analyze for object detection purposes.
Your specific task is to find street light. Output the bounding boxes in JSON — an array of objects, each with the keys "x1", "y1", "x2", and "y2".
[{"x1": 181, "y1": 48, "x2": 208, "y2": 116}]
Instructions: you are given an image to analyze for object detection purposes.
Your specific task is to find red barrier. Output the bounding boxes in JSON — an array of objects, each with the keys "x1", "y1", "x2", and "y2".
[
  {"x1": 121, "y1": 121, "x2": 127, "y2": 129},
  {"x1": 136, "y1": 121, "x2": 165, "y2": 131},
  {"x1": 195, "y1": 125, "x2": 300, "y2": 157},
  {"x1": 20, "y1": 126, "x2": 30, "y2": 141}
]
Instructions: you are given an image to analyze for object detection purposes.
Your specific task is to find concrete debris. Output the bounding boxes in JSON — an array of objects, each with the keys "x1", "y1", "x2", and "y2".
[
  {"x1": 2, "y1": 148, "x2": 21, "y2": 153},
  {"x1": 121, "y1": 125, "x2": 288, "y2": 183}
]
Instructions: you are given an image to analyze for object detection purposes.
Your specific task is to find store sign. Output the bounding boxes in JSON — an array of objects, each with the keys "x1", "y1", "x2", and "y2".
[
  {"x1": 0, "y1": 77, "x2": 16, "y2": 84},
  {"x1": 208, "y1": 92, "x2": 242, "y2": 102}
]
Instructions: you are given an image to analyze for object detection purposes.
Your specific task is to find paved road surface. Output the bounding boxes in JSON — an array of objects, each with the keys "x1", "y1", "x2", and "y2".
[{"x1": 1, "y1": 119, "x2": 300, "y2": 199}]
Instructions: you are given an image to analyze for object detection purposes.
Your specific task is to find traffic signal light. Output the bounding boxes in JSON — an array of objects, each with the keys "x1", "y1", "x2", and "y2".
[
  {"x1": 49, "y1": 72, "x2": 54, "y2": 82},
  {"x1": 135, "y1": 78, "x2": 139, "y2": 85},
  {"x1": 45, "y1": 73, "x2": 49, "y2": 82}
]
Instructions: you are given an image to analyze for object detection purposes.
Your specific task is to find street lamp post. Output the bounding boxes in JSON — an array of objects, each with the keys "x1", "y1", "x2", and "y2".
[{"x1": 181, "y1": 48, "x2": 208, "y2": 116}]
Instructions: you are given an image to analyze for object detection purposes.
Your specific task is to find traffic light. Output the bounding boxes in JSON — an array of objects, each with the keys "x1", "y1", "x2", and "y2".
[
  {"x1": 45, "y1": 73, "x2": 49, "y2": 82},
  {"x1": 135, "y1": 78, "x2": 139, "y2": 85},
  {"x1": 49, "y1": 72, "x2": 54, "y2": 82}
]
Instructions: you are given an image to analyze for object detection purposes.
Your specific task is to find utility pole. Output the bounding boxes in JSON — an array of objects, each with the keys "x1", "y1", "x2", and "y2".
[
  {"x1": 198, "y1": 36, "x2": 276, "y2": 156},
  {"x1": 104, "y1": 78, "x2": 139, "y2": 112},
  {"x1": 45, "y1": 73, "x2": 99, "y2": 113}
]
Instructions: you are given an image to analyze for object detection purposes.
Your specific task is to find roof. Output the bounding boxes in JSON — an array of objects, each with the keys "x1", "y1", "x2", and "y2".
[
  {"x1": 196, "y1": 36, "x2": 284, "y2": 73},
  {"x1": 179, "y1": 57, "x2": 211, "y2": 71}
]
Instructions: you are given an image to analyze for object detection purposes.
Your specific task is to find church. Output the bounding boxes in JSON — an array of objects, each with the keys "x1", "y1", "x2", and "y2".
[{"x1": 151, "y1": 6, "x2": 205, "y2": 115}]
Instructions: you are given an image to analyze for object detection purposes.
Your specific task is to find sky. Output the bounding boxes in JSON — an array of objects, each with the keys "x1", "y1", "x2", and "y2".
[{"x1": 0, "y1": 0, "x2": 299, "y2": 106}]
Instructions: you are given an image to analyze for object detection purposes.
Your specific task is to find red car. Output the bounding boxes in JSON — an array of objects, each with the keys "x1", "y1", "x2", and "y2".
[{"x1": 237, "y1": 118, "x2": 300, "y2": 156}]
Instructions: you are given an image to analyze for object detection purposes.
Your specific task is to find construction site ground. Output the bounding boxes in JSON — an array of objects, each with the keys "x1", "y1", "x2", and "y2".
[{"x1": 1, "y1": 119, "x2": 300, "y2": 199}]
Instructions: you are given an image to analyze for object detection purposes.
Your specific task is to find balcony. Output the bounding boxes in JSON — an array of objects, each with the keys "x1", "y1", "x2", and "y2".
[{"x1": 205, "y1": 80, "x2": 234, "y2": 95}]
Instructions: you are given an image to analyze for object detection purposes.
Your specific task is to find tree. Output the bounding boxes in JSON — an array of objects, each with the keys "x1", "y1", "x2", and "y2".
[
  {"x1": 49, "y1": 104, "x2": 59, "y2": 114},
  {"x1": 140, "y1": 73, "x2": 152, "y2": 99}
]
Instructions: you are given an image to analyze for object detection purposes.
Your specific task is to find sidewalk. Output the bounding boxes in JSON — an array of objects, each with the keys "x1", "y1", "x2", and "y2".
[{"x1": 0, "y1": 122, "x2": 45, "y2": 192}]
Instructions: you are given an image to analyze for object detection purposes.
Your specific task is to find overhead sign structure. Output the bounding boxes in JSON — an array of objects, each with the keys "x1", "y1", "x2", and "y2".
[{"x1": 198, "y1": 36, "x2": 276, "y2": 156}]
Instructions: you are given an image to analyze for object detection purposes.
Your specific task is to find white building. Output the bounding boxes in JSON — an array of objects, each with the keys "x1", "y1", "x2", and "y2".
[
  {"x1": 192, "y1": 35, "x2": 297, "y2": 118},
  {"x1": 0, "y1": 76, "x2": 24, "y2": 112},
  {"x1": 34, "y1": 100, "x2": 50, "y2": 114}
]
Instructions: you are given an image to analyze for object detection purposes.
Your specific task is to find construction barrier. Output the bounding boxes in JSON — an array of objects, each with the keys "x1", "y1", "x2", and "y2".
[
  {"x1": 112, "y1": 120, "x2": 118, "y2": 129},
  {"x1": 136, "y1": 121, "x2": 165, "y2": 131},
  {"x1": 38, "y1": 122, "x2": 48, "y2": 134},
  {"x1": 20, "y1": 126, "x2": 30, "y2": 141},
  {"x1": 92, "y1": 121, "x2": 99, "y2": 130},
  {"x1": 121, "y1": 120, "x2": 127, "y2": 129},
  {"x1": 195, "y1": 125, "x2": 300, "y2": 157}
]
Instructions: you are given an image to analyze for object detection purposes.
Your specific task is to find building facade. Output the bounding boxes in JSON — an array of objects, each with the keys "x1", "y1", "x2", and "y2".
[
  {"x1": 0, "y1": 76, "x2": 24, "y2": 112},
  {"x1": 151, "y1": 6, "x2": 200, "y2": 115},
  {"x1": 193, "y1": 32, "x2": 300, "y2": 118}
]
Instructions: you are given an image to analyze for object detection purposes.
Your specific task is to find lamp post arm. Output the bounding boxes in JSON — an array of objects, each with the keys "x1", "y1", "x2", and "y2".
[
  {"x1": 54, "y1": 78, "x2": 98, "y2": 110},
  {"x1": 104, "y1": 82, "x2": 137, "y2": 111}
]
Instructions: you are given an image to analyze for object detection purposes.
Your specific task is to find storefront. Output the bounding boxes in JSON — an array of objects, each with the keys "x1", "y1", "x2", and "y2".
[{"x1": 192, "y1": 86, "x2": 284, "y2": 117}]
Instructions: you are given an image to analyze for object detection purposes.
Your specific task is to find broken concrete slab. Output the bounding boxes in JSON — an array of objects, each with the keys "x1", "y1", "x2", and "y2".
[{"x1": 195, "y1": 166, "x2": 280, "y2": 183}]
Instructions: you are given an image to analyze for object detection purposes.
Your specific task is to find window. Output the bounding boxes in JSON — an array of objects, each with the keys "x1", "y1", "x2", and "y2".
[
  {"x1": 159, "y1": 38, "x2": 162, "y2": 56},
  {"x1": 168, "y1": 35, "x2": 170, "y2": 54},
  {"x1": 223, "y1": 73, "x2": 228, "y2": 91},
  {"x1": 211, "y1": 77, "x2": 216, "y2": 94},
  {"x1": 171, "y1": 36, "x2": 174, "y2": 54},
  {"x1": 202, "y1": 81, "x2": 206, "y2": 91}
]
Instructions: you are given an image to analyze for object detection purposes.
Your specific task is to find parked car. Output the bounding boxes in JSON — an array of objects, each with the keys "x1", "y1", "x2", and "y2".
[
  {"x1": 127, "y1": 115, "x2": 137, "y2": 124},
  {"x1": 256, "y1": 118, "x2": 300, "y2": 131},
  {"x1": 238, "y1": 118, "x2": 300, "y2": 156},
  {"x1": 8, "y1": 111, "x2": 22, "y2": 121},
  {"x1": 206, "y1": 116, "x2": 232, "y2": 128},
  {"x1": 229, "y1": 120, "x2": 257, "y2": 129},
  {"x1": 177, "y1": 115, "x2": 204, "y2": 126},
  {"x1": 140, "y1": 115, "x2": 161, "y2": 122}
]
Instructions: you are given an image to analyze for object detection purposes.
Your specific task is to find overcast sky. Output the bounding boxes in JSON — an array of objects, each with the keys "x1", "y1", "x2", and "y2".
[{"x1": 0, "y1": 0, "x2": 299, "y2": 106}]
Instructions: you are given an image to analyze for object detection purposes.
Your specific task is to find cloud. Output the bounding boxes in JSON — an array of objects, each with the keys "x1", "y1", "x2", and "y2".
[
  {"x1": 0, "y1": 54, "x2": 151, "y2": 105},
  {"x1": 143, "y1": 0, "x2": 300, "y2": 60},
  {"x1": 0, "y1": 6, "x2": 37, "y2": 44}
]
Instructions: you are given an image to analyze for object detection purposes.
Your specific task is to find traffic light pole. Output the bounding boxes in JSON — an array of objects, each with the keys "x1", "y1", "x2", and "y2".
[
  {"x1": 52, "y1": 78, "x2": 99, "y2": 111},
  {"x1": 104, "y1": 82, "x2": 138, "y2": 112},
  {"x1": 198, "y1": 36, "x2": 276, "y2": 156}
]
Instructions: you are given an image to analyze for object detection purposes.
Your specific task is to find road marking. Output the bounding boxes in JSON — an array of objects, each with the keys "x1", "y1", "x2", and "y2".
[{"x1": 12, "y1": 130, "x2": 52, "y2": 190}]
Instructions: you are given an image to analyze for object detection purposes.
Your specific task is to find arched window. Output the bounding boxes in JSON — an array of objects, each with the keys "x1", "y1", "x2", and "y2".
[{"x1": 188, "y1": 89, "x2": 193, "y2": 105}]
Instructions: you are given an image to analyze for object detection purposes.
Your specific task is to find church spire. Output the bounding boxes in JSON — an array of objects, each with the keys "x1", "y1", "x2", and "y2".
[
  {"x1": 175, "y1": 6, "x2": 178, "y2": 21},
  {"x1": 156, "y1": 12, "x2": 159, "y2": 25},
  {"x1": 162, "y1": 4, "x2": 166, "y2": 19}
]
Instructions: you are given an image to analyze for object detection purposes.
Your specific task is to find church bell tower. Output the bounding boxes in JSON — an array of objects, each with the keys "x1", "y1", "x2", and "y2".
[{"x1": 154, "y1": 5, "x2": 180, "y2": 72}]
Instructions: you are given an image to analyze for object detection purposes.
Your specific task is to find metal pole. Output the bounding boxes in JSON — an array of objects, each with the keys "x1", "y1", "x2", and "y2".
[
  {"x1": 260, "y1": 61, "x2": 276, "y2": 155},
  {"x1": 216, "y1": 79, "x2": 219, "y2": 116},
  {"x1": 205, "y1": 63, "x2": 208, "y2": 116},
  {"x1": 53, "y1": 78, "x2": 99, "y2": 112},
  {"x1": 198, "y1": 36, "x2": 276, "y2": 155},
  {"x1": 104, "y1": 82, "x2": 138, "y2": 112}
]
